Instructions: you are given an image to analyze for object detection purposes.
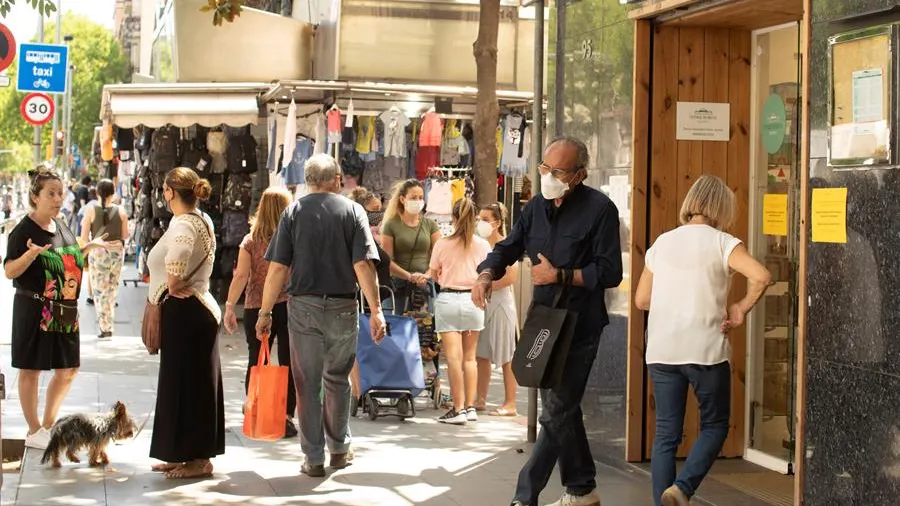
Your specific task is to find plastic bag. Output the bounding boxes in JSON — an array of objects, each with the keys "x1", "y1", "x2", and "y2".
[{"x1": 243, "y1": 339, "x2": 288, "y2": 441}]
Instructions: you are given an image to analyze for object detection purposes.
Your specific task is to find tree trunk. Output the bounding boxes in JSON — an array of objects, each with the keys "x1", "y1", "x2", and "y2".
[{"x1": 473, "y1": 0, "x2": 501, "y2": 207}]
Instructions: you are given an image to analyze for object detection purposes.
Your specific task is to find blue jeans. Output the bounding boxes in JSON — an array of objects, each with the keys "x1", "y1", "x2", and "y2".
[
  {"x1": 649, "y1": 362, "x2": 731, "y2": 505},
  {"x1": 288, "y1": 296, "x2": 359, "y2": 466},
  {"x1": 513, "y1": 328, "x2": 602, "y2": 505}
]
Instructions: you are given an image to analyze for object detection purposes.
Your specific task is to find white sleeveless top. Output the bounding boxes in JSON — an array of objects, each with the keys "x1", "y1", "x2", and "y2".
[{"x1": 147, "y1": 210, "x2": 220, "y2": 323}]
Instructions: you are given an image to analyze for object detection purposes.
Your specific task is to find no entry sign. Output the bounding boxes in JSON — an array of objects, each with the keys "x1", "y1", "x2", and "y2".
[
  {"x1": 20, "y1": 93, "x2": 55, "y2": 126},
  {"x1": 0, "y1": 23, "x2": 14, "y2": 73}
]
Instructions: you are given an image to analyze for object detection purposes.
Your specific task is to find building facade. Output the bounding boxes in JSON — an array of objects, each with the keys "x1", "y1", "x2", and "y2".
[{"x1": 554, "y1": 0, "x2": 900, "y2": 505}]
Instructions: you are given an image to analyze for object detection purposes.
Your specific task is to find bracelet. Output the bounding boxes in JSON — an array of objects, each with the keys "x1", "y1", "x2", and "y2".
[
  {"x1": 259, "y1": 311, "x2": 273, "y2": 319},
  {"x1": 566, "y1": 269, "x2": 574, "y2": 286},
  {"x1": 225, "y1": 301, "x2": 235, "y2": 307},
  {"x1": 556, "y1": 268, "x2": 564, "y2": 285}
]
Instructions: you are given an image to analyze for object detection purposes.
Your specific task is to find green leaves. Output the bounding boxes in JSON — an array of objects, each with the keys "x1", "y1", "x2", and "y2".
[
  {"x1": 200, "y1": 0, "x2": 245, "y2": 26},
  {"x1": 0, "y1": 0, "x2": 58, "y2": 18}
]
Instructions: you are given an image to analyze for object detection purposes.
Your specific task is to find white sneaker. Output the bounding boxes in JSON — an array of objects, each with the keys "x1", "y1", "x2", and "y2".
[
  {"x1": 437, "y1": 409, "x2": 467, "y2": 425},
  {"x1": 661, "y1": 485, "x2": 690, "y2": 506},
  {"x1": 25, "y1": 428, "x2": 51, "y2": 450},
  {"x1": 545, "y1": 490, "x2": 601, "y2": 506},
  {"x1": 465, "y1": 406, "x2": 478, "y2": 422}
]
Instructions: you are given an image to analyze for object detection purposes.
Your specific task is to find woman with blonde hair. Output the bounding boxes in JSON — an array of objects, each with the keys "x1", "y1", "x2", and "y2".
[
  {"x1": 427, "y1": 198, "x2": 492, "y2": 425},
  {"x1": 635, "y1": 174, "x2": 771, "y2": 506},
  {"x1": 381, "y1": 179, "x2": 440, "y2": 314},
  {"x1": 474, "y1": 202, "x2": 518, "y2": 416},
  {"x1": 148, "y1": 167, "x2": 222, "y2": 479},
  {"x1": 223, "y1": 187, "x2": 297, "y2": 438}
]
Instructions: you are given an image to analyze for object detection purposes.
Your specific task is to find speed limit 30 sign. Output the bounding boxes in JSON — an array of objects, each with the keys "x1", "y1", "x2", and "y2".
[{"x1": 20, "y1": 92, "x2": 55, "y2": 126}]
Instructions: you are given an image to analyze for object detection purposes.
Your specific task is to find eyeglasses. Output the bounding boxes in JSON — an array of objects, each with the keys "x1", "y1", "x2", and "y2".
[{"x1": 538, "y1": 162, "x2": 578, "y2": 179}]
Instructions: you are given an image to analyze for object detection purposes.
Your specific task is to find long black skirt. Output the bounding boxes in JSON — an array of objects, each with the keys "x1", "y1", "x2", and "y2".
[{"x1": 149, "y1": 295, "x2": 225, "y2": 462}]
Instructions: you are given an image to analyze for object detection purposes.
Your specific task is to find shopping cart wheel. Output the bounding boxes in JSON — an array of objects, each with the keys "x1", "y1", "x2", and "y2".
[
  {"x1": 367, "y1": 396, "x2": 379, "y2": 421},
  {"x1": 397, "y1": 396, "x2": 413, "y2": 418},
  {"x1": 432, "y1": 386, "x2": 441, "y2": 410}
]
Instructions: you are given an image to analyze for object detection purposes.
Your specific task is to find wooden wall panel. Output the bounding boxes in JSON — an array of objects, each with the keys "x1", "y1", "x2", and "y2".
[
  {"x1": 626, "y1": 18, "x2": 653, "y2": 463},
  {"x1": 724, "y1": 30, "x2": 752, "y2": 458},
  {"x1": 638, "y1": 27, "x2": 752, "y2": 461},
  {"x1": 703, "y1": 29, "x2": 731, "y2": 182},
  {"x1": 645, "y1": 24, "x2": 680, "y2": 458},
  {"x1": 676, "y1": 27, "x2": 706, "y2": 456}
]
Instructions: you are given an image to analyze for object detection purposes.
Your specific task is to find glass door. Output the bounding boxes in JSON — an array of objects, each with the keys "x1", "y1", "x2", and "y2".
[{"x1": 746, "y1": 22, "x2": 801, "y2": 473}]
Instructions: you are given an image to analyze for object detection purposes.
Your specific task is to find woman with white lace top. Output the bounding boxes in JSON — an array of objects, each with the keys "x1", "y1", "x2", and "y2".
[{"x1": 146, "y1": 167, "x2": 224, "y2": 480}]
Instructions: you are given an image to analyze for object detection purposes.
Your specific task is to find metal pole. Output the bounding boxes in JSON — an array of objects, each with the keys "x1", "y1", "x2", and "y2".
[
  {"x1": 32, "y1": 16, "x2": 45, "y2": 166},
  {"x1": 65, "y1": 65, "x2": 73, "y2": 177},
  {"x1": 51, "y1": 1, "x2": 61, "y2": 163},
  {"x1": 526, "y1": 0, "x2": 545, "y2": 445},
  {"x1": 553, "y1": 0, "x2": 566, "y2": 137}
]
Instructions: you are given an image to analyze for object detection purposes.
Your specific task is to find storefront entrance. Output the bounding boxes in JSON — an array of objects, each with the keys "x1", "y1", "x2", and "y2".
[{"x1": 745, "y1": 22, "x2": 801, "y2": 475}]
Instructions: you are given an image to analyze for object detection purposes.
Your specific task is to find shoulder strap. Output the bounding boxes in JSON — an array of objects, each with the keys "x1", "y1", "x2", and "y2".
[
  {"x1": 403, "y1": 220, "x2": 424, "y2": 272},
  {"x1": 182, "y1": 213, "x2": 213, "y2": 282}
]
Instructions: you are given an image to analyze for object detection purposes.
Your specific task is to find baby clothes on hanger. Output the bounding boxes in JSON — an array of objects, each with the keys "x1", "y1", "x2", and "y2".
[
  {"x1": 356, "y1": 117, "x2": 376, "y2": 154},
  {"x1": 450, "y1": 178, "x2": 466, "y2": 204},
  {"x1": 500, "y1": 113, "x2": 529, "y2": 177},
  {"x1": 380, "y1": 108, "x2": 410, "y2": 158},
  {"x1": 427, "y1": 179, "x2": 453, "y2": 215}
]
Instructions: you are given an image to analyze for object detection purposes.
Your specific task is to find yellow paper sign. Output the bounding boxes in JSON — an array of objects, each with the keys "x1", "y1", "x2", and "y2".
[
  {"x1": 811, "y1": 188, "x2": 848, "y2": 243},
  {"x1": 762, "y1": 194, "x2": 788, "y2": 236}
]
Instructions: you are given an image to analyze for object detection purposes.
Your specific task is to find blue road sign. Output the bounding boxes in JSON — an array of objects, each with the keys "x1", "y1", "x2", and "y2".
[{"x1": 16, "y1": 43, "x2": 69, "y2": 94}]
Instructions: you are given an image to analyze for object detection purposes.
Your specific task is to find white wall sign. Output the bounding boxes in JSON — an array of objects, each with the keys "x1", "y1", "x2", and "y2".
[{"x1": 676, "y1": 102, "x2": 731, "y2": 142}]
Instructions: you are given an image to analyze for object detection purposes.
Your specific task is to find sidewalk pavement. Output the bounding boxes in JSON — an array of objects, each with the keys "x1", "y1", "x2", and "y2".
[{"x1": 0, "y1": 267, "x2": 658, "y2": 506}]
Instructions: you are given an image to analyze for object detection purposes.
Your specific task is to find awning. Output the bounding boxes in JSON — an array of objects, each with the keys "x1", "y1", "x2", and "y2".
[{"x1": 100, "y1": 83, "x2": 269, "y2": 128}]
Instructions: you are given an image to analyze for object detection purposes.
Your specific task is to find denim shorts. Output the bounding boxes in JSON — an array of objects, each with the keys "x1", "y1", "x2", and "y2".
[{"x1": 434, "y1": 291, "x2": 484, "y2": 333}]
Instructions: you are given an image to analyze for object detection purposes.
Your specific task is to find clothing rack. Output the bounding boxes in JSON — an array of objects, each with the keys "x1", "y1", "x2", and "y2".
[{"x1": 426, "y1": 166, "x2": 472, "y2": 179}]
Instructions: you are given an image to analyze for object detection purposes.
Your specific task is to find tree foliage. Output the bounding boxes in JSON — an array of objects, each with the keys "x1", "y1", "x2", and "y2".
[
  {"x1": 200, "y1": 0, "x2": 246, "y2": 26},
  {"x1": 0, "y1": 0, "x2": 56, "y2": 18},
  {"x1": 0, "y1": 14, "x2": 130, "y2": 164}
]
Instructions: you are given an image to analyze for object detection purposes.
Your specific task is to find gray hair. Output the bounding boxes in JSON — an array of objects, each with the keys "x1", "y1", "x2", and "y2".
[
  {"x1": 548, "y1": 136, "x2": 590, "y2": 171},
  {"x1": 304, "y1": 153, "x2": 341, "y2": 187}
]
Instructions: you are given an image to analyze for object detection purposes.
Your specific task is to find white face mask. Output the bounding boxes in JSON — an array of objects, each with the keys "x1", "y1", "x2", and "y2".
[
  {"x1": 540, "y1": 172, "x2": 570, "y2": 200},
  {"x1": 405, "y1": 199, "x2": 425, "y2": 215},
  {"x1": 476, "y1": 221, "x2": 494, "y2": 238}
]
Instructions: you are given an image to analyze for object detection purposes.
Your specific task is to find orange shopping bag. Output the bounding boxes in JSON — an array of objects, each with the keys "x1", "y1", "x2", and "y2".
[{"x1": 243, "y1": 337, "x2": 288, "y2": 441}]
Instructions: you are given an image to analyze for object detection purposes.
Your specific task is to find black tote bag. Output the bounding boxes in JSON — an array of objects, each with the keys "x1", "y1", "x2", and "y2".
[{"x1": 511, "y1": 287, "x2": 578, "y2": 390}]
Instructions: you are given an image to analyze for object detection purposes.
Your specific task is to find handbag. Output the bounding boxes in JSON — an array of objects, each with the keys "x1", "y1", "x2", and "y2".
[
  {"x1": 511, "y1": 286, "x2": 578, "y2": 390},
  {"x1": 243, "y1": 337, "x2": 288, "y2": 441},
  {"x1": 141, "y1": 213, "x2": 212, "y2": 355},
  {"x1": 16, "y1": 289, "x2": 79, "y2": 327}
]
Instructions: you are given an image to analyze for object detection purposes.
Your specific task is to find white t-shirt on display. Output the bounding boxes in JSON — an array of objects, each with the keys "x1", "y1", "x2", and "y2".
[{"x1": 644, "y1": 224, "x2": 742, "y2": 366}]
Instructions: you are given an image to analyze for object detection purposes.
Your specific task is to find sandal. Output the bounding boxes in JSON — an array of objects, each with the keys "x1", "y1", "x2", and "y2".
[
  {"x1": 151, "y1": 462, "x2": 182, "y2": 472},
  {"x1": 489, "y1": 407, "x2": 518, "y2": 417},
  {"x1": 165, "y1": 460, "x2": 213, "y2": 480}
]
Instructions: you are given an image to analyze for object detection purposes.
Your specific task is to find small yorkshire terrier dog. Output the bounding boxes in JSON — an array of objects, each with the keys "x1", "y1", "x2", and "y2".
[{"x1": 41, "y1": 401, "x2": 136, "y2": 467}]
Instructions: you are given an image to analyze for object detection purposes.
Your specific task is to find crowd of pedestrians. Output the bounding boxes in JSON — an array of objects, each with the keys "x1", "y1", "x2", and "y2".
[{"x1": 3, "y1": 134, "x2": 772, "y2": 506}]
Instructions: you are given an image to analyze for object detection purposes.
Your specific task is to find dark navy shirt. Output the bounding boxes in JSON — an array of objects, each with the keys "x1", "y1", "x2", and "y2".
[
  {"x1": 478, "y1": 183, "x2": 623, "y2": 332},
  {"x1": 266, "y1": 192, "x2": 379, "y2": 295}
]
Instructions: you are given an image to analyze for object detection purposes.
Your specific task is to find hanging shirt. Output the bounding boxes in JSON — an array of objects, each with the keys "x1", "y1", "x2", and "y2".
[
  {"x1": 266, "y1": 114, "x2": 278, "y2": 171},
  {"x1": 450, "y1": 179, "x2": 466, "y2": 204},
  {"x1": 314, "y1": 113, "x2": 327, "y2": 154},
  {"x1": 380, "y1": 109, "x2": 410, "y2": 158},
  {"x1": 427, "y1": 180, "x2": 453, "y2": 215},
  {"x1": 284, "y1": 138, "x2": 313, "y2": 186},
  {"x1": 500, "y1": 114, "x2": 530, "y2": 177},
  {"x1": 356, "y1": 117, "x2": 376, "y2": 154},
  {"x1": 327, "y1": 109, "x2": 343, "y2": 144},
  {"x1": 282, "y1": 101, "x2": 298, "y2": 167},
  {"x1": 419, "y1": 112, "x2": 443, "y2": 147}
]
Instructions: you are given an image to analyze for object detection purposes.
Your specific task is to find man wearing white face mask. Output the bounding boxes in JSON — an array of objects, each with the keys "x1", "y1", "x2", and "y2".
[{"x1": 473, "y1": 137, "x2": 623, "y2": 506}]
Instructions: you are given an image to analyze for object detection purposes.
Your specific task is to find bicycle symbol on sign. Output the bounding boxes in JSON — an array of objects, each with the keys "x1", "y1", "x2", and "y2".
[{"x1": 32, "y1": 79, "x2": 50, "y2": 90}]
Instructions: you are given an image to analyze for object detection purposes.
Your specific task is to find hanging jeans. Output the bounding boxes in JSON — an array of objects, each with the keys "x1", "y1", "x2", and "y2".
[
  {"x1": 90, "y1": 248, "x2": 125, "y2": 334},
  {"x1": 648, "y1": 362, "x2": 731, "y2": 505}
]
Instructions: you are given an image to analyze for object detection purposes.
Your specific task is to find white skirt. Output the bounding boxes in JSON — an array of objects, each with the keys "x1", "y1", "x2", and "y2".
[
  {"x1": 434, "y1": 291, "x2": 484, "y2": 333},
  {"x1": 476, "y1": 286, "x2": 517, "y2": 365}
]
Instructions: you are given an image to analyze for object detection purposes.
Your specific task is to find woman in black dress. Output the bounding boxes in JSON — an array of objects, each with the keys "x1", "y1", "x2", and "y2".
[
  {"x1": 146, "y1": 167, "x2": 224, "y2": 479},
  {"x1": 4, "y1": 167, "x2": 108, "y2": 450}
]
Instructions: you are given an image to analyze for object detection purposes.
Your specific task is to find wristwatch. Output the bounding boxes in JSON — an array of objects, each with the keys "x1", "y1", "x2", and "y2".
[{"x1": 259, "y1": 311, "x2": 273, "y2": 319}]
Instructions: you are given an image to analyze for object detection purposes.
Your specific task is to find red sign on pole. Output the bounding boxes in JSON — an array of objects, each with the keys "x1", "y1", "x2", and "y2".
[
  {"x1": 0, "y1": 23, "x2": 15, "y2": 73},
  {"x1": 21, "y1": 93, "x2": 55, "y2": 126}
]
